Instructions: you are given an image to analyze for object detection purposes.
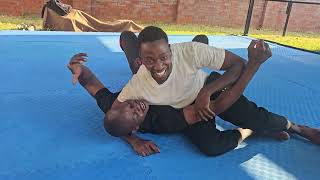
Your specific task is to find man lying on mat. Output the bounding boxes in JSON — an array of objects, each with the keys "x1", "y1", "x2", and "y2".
[
  {"x1": 111, "y1": 27, "x2": 320, "y2": 153},
  {"x1": 68, "y1": 31, "x2": 319, "y2": 156}
]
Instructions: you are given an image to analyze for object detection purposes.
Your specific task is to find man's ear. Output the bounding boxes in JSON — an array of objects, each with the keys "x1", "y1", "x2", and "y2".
[
  {"x1": 135, "y1": 57, "x2": 142, "y2": 66},
  {"x1": 132, "y1": 126, "x2": 139, "y2": 133}
]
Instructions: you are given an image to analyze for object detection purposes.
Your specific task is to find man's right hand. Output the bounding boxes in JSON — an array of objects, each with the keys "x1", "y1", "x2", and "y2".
[
  {"x1": 183, "y1": 105, "x2": 202, "y2": 125},
  {"x1": 67, "y1": 53, "x2": 88, "y2": 85}
]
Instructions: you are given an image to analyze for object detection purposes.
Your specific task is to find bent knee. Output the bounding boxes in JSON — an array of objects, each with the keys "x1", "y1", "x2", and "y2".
[{"x1": 120, "y1": 31, "x2": 135, "y2": 39}]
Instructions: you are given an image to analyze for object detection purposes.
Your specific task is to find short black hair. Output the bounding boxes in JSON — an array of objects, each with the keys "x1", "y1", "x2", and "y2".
[
  {"x1": 103, "y1": 111, "x2": 134, "y2": 137},
  {"x1": 138, "y1": 26, "x2": 168, "y2": 49}
]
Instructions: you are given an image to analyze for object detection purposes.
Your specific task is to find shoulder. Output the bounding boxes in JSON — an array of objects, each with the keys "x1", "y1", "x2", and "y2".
[
  {"x1": 171, "y1": 42, "x2": 223, "y2": 54},
  {"x1": 171, "y1": 42, "x2": 195, "y2": 52},
  {"x1": 170, "y1": 42, "x2": 198, "y2": 60}
]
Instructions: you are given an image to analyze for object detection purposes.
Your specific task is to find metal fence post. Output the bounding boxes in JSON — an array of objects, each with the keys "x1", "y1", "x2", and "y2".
[
  {"x1": 243, "y1": 0, "x2": 255, "y2": 36},
  {"x1": 282, "y1": 1, "x2": 293, "y2": 36}
]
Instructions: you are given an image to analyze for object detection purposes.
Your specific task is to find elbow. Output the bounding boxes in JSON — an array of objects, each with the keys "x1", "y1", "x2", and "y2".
[{"x1": 103, "y1": 114, "x2": 109, "y2": 133}]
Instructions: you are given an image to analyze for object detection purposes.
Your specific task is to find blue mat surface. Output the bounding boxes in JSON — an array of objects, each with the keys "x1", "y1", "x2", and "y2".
[{"x1": 0, "y1": 31, "x2": 319, "y2": 180}]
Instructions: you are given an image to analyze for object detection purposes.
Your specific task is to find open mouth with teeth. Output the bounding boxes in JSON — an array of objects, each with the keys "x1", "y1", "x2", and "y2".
[
  {"x1": 139, "y1": 101, "x2": 146, "y2": 111},
  {"x1": 134, "y1": 100, "x2": 148, "y2": 113},
  {"x1": 153, "y1": 69, "x2": 167, "y2": 79}
]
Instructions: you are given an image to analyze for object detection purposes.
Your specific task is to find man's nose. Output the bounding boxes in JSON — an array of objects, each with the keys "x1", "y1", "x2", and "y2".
[
  {"x1": 133, "y1": 102, "x2": 141, "y2": 112},
  {"x1": 154, "y1": 60, "x2": 164, "y2": 71}
]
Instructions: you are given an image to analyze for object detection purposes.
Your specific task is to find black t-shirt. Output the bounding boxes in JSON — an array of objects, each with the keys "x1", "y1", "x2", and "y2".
[{"x1": 94, "y1": 88, "x2": 188, "y2": 134}]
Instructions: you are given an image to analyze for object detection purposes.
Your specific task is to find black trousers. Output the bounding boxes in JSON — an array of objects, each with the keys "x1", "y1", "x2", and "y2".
[
  {"x1": 183, "y1": 72, "x2": 288, "y2": 156},
  {"x1": 103, "y1": 31, "x2": 289, "y2": 156}
]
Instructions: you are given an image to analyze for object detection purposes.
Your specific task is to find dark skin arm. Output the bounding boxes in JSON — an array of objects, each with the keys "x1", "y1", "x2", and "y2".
[
  {"x1": 185, "y1": 40, "x2": 272, "y2": 124},
  {"x1": 68, "y1": 53, "x2": 160, "y2": 157},
  {"x1": 210, "y1": 40, "x2": 272, "y2": 114},
  {"x1": 67, "y1": 53, "x2": 104, "y2": 97},
  {"x1": 194, "y1": 50, "x2": 245, "y2": 121}
]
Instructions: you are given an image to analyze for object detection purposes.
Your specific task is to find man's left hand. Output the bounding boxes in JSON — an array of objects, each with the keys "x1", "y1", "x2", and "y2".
[{"x1": 248, "y1": 40, "x2": 272, "y2": 65}]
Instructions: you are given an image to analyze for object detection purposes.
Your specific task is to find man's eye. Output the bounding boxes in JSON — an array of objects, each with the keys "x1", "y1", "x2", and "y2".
[
  {"x1": 160, "y1": 55, "x2": 168, "y2": 61},
  {"x1": 145, "y1": 58, "x2": 154, "y2": 64}
]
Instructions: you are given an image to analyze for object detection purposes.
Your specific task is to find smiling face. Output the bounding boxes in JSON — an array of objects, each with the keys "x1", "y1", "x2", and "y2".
[
  {"x1": 139, "y1": 39, "x2": 173, "y2": 84},
  {"x1": 105, "y1": 99, "x2": 150, "y2": 137},
  {"x1": 116, "y1": 99, "x2": 150, "y2": 132}
]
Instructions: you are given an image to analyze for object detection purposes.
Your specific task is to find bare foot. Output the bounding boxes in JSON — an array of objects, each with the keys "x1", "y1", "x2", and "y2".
[
  {"x1": 295, "y1": 125, "x2": 320, "y2": 145},
  {"x1": 262, "y1": 131, "x2": 290, "y2": 141}
]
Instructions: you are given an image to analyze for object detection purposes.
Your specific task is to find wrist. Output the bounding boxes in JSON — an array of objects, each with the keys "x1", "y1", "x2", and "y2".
[
  {"x1": 201, "y1": 86, "x2": 212, "y2": 97},
  {"x1": 70, "y1": 63, "x2": 82, "y2": 70},
  {"x1": 247, "y1": 61, "x2": 261, "y2": 69},
  {"x1": 123, "y1": 134, "x2": 136, "y2": 142},
  {"x1": 130, "y1": 137, "x2": 141, "y2": 147}
]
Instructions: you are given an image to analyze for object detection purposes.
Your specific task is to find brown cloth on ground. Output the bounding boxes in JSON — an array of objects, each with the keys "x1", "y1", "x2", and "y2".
[
  {"x1": 42, "y1": 8, "x2": 144, "y2": 32},
  {"x1": 41, "y1": 0, "x2": 71, "y2": 17}
]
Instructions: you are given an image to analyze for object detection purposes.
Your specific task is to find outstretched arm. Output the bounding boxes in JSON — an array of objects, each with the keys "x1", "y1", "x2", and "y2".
[
  {"x1": 184, "y1": 40, "x2": 272, "y2": 124},
  {"x1": 211, "y1": 40, "x2": 272, "y2": 115},
  {"x1": 67, "y1": 53, "x2": 105, "y2": 97},
  {"x1": 68, "y1": 53, "x2": 160, "y2": 157}
]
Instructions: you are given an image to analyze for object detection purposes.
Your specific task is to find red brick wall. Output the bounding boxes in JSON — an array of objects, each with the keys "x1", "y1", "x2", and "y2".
[
  {"x1": 0, "y1": 0, "x2": 319, "y2": 32},
  {"x1": 73, "y1": 0, "x2": 91, "y2": 14},
  {"x1": 73, "y1": 0, "x2": 178, "y2": 22},
  {"x1": 22, "y1": 0, "x2": 45, "y2": 15},
  {"x1": 175, "y1": 0, "x2": 266, "y2": 28},
  {"x1": 0, "y1": 0, "x2": 44, "y2": 16},
  {"x1": 0, "y1": 0, "x2": 21, "y2": 16},
  {"x1": 259, "y1": 1, "x2": 320, "y2": 32},
  {"x1": 0, "y1": 0, "x2": 71, "y2": 16},
  {"x1": 177, "y1": 0, "x2": 251, "y2": 27}
]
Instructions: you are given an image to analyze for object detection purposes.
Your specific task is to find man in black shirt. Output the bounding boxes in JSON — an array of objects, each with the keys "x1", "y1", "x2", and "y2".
[{"x1": 67, "y1": 34, "x2": 320, "y2": 157}]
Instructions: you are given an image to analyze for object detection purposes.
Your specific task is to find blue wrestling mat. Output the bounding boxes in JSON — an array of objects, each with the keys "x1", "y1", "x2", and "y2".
[{"x1": 0, "y1": 31, "x2": 319, "y2": 180}]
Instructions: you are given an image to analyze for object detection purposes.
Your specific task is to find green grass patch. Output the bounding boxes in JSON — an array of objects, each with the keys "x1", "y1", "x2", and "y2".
[
  {"x1": 142, "y1": 22, "x2": 242, "y2": 35},
  {"x1": 250, "y1": 34, "x2": 320, "y2": 52},
  {"x1": 0, "y1": 15, "x2": 42, "y2": 30},
  {"x1": 1, "y1": 15, "x2": 319, "y2": 52}
]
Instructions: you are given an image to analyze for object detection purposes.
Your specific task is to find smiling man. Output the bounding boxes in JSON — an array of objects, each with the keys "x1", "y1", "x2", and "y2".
[{"x1": 114, "y1": 27, "x2": 245, "y2": 118}]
